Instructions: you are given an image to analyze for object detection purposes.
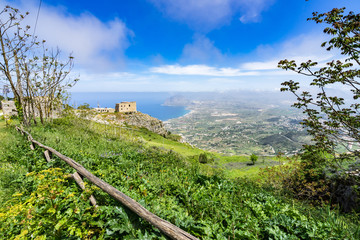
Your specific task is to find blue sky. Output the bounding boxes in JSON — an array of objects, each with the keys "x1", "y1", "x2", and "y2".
[{"x1": 3, "y1": 0, "x2": 360, "y2": 92}]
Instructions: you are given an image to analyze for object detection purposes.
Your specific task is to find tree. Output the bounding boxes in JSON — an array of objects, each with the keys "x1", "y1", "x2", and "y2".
[
  {"x1": 0, "y1": 5, "x2": 78, "y2": 125},
  {"x1": 198, "y1": 153, "x2": 208, "y2": 164},
  {"x1": 278, "y1": 8, "x2": 360, "y2": 168},
  {"x1": 250, "y1": 154, "x2": 258, "y2": 165},
  {"x1": 77, "y1": 103, "x2": 91, "y2": 110},
  {"x1": 23, "y1": 46, "x2": 78, "y2": 124}
]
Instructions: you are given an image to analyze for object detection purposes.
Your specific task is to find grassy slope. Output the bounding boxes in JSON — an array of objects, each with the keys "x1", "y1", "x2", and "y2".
[
  {"x1": 112, "y1": 121, "x2": 288, "y2": 179},
  {"x1": 1, "y1": 117, "x2": 360, "y2": 239},
  {"x1": 0, "y1": 120, "x2": 27, "y2": 206},
  {"x1": 76, "y1": 110, "x2": 288, "y2": 179}
]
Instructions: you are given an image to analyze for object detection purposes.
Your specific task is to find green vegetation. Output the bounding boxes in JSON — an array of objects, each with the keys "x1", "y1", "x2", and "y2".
[
  {"x1": 278, "y1": 8, "x2": 360, "y2": 212},
  {"x1": 279, "y1": 7, "x2": 360, "y2": 165},
  {"x1": 198, "y1": 153, "x2": 209, "y2": 163},
  {"x1": 0, "y1": 6, "x2": 78, "y2": 126},
  {"x1": 1, "y1": 7, "x2": 359, "y2": 239},
  {"x1": 1, "y1": 116, "x2": 360, "y2": 239},
  {"x1": 77, "y1": 103, "x2": 91, "y2": 110},
  {"x1": 250, "y1": 154, "x2": 258, "y2": 165},
  {"x1": 93, "y1": 121, "x2": 287, "y2": 179}
]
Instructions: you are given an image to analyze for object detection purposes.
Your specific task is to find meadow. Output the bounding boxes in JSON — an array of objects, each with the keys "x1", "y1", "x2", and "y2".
[{"x1": 1, "y1": 116, "x2": 360, "y2": 239}]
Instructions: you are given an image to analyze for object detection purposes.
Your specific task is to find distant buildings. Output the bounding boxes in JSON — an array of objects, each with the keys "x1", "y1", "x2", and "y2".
[
  {"x1": 115, "y1": 101, "x2": 137, "y2": 113},
  {"x1": 88, "y1": 101, "x2": 137, "y2": 114},
  {"x1": 93, "y1": 107, "x2": 115, "y2": 113},
  {"x1": 2, "y1": 99, "x2": 137, "y2": 116}
]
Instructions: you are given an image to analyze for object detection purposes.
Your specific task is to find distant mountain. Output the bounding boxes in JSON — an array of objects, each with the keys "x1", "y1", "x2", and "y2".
[{"x1": 163, "y1": 95, "x2": 193, "y2": 107}]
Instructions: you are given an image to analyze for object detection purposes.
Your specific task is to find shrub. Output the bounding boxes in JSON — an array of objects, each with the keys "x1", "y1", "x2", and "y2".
[
  {"x1": 77, "y1": 103, "x2": 91, "y2": 110},
  {"x1": 260, "y1": 158, "x2": 330, "y2": 202},
  {"x1": 198, "y1": 153, "x2": 208, "y2": 163},
  {"x1": 250, "y1": 154, "x2": 258, "y2": 165}
]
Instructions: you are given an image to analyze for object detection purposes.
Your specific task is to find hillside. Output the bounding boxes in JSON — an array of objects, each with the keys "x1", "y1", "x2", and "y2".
[
  {"x1": 1, "y1": 116, "x2": 360, "y2": 239},
  {"x1": 81, "y1": 110, "x2": 289, "y2": 179}
]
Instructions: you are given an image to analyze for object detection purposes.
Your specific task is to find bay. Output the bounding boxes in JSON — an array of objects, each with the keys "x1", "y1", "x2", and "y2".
[{"x1": 69, "y1": 92, "x2": 189, "y2": 121}]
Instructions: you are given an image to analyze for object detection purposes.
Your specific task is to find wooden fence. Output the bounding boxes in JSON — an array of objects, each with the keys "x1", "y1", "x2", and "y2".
[{"x1": 15, "y1": 126, "x2": 199, "y2": 240}]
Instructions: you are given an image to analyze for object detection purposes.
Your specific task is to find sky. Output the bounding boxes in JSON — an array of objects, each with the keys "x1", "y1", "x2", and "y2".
[{"x1": 2, "y1": 0, "x2": 360, "y2": 92}]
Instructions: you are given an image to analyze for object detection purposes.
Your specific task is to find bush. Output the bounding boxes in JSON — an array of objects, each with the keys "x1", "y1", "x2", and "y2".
[
  {"x1": 165, "y1": 133, "x2": 182, "y2": 142},
  {"x1": 250, "y1": 154, "x2": 258, "y2": 165},
  {"x1": 77, "y1": 103, "x2": 91, "y2": 110},
  {"x1": 198, "y1": 153, "x2": 208, "y2": 163}
]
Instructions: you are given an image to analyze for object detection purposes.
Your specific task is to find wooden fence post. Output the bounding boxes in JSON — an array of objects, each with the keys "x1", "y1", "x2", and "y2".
[
  {"x1": 72, "y1": 172, "x2": 98, "y2": 208},
  {"x1": 44, "y1": 150, "x2": 52, "y2": 163},
  {"x1": 28, "y1": 135, "x2": 35, "y2": 150}
]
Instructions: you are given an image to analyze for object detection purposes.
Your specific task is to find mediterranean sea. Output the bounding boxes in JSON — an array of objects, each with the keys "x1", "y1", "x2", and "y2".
[{"x1": 69, "y1": 92, "x2": 189, "y2": 121}]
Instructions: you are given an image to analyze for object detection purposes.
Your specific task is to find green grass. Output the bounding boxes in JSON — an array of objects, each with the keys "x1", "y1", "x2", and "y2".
[
  {"x1": 1, "y1": 116, "x2": 360, "y2": 239},
  {"x1": 92, "y1": 121, "x2": 286, "y2": 180},
  {"x1": 132, "y1": 127, "x2": 206, "y2": 157},
  {"x1": 0, "y1": 120, "x2": 27, "y2": 206}
]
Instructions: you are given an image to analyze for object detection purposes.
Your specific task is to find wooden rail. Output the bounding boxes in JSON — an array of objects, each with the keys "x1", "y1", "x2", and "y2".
[{"x1": 15, "y1": 126, "x2": 198, "y2": 240}]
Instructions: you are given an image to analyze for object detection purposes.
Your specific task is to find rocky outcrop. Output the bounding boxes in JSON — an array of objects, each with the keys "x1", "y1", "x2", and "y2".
[
  {"x1": 120, "y1": 112, "x2": 169, "y2": 136},
  {"x1": 92, "y1": 112, "x2": 169, "y2": 136}
]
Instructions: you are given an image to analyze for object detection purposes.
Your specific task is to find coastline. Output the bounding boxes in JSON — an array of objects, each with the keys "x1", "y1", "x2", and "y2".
[
  {"x1": 163, "y1": 107, "x2": 195, "y2": 123},
  {"x1": 70, "y1": 92, "x2": 191, "y2": 122}
]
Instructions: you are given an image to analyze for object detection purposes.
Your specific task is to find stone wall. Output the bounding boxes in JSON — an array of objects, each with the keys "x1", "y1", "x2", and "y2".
[
  {"x1": 1, "y1": 98, "x2": 62, "y2": 118},
  {"x1": 93, "y1": 107, "x2": 115, "y2": 113},
  {"x1": 1, "y1": 100, "x2": 18, "y2": 116}
]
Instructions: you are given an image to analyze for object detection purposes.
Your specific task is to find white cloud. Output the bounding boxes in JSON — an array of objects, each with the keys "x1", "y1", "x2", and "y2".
[
  {"x1": 150, "y1": 64, "x2": 258, "y2": 77},
  {"x1": 4, "y1": 0, "x2": 132, "y2": 71},
  {"x1": 181, "y1": 34, "x2": 224, "y2": 64},
  {"x1": 238, "y1": 0, "x2": 274, "y2": 23},
  {"x1": 279, "y1": 34, "x2": 335, "y2": 61},
  {"x1": 240, "y1": 33, "x2": 336, "y2": 71},
  {"x1": 71, "y1": 70, "x2": 158, "y2": 92},
  {"x1": 241, "y1": 60, "x2": 279, "y2": 71},
  {"x1": 148, "y1": 0, "x2": 274, "y2": 31}
]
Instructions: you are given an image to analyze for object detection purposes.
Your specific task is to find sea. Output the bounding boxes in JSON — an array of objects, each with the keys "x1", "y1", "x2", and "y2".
[{"x1": 69, "y1": 92, "x2": 189, "y2": 121}]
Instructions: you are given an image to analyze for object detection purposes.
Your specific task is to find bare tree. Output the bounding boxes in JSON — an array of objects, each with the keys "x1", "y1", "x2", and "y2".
[
  {"x1": 22, "y1": 45, "x2": 78, "y2": 124},
  {"x1": 0, "y1": 5, "x2": 78, "y2": 125},
  {"x1": 0, "y1": 6, "x2": 33, "y2": 125}
]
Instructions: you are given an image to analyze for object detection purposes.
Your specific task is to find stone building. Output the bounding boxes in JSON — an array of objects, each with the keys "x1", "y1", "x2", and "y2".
[
  {"x1": 115, "y1": 101, "x2": 137, "y2": 113},
  {"x1": 1, "y1": 100, "x2": 18, "y2": 116}
]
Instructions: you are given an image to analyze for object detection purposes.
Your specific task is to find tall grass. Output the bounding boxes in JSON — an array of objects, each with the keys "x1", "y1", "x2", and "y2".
[{"x1": 1, "y1": 116, "x2": 360, "y2": 239}]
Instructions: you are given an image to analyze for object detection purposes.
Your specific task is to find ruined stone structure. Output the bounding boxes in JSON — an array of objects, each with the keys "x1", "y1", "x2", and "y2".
[
  {"x1": 93, "y1": 107, "x2": 115, "y2": 113},
  {"x1": 1, "y1": 100, "x2": 17, "y2": 116},
  {"x1": 1, "y1": 97, "x2": 63, "y2": 119},
  {"x1": 26, "y1": 97, "x2": 62, "y2": 119},
  {"x1": 115, "y1": 101, "x2": 137, "y2": 113}
]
